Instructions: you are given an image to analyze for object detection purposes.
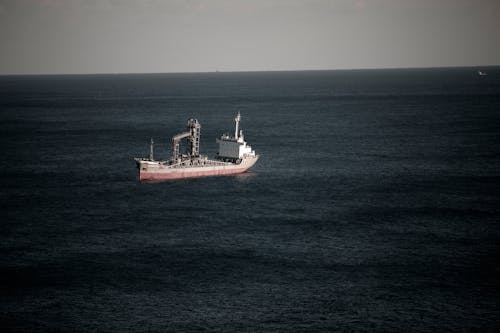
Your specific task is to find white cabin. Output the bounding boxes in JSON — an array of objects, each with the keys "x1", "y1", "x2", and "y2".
[{"x1": 216, "y1": 112, "x2": 256, "y2": 160}]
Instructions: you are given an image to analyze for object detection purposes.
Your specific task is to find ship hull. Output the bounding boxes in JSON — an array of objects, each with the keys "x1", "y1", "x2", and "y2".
[{"x1": 138, "y1": 156, "x2": 258, "y2": 181}]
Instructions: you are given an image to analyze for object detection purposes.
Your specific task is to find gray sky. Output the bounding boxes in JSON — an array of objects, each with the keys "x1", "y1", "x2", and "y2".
[{"x1": 1, "y1": 0, "x2": 499, "y2": 74}]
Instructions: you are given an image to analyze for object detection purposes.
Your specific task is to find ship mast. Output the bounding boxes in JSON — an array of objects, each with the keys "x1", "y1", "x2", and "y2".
[
  {"x1": 234, "y1": 111, "x2": 241, "y2": 139},
  {"x1": 149, "y1": 138, "x2": 154, "y2": 161}
]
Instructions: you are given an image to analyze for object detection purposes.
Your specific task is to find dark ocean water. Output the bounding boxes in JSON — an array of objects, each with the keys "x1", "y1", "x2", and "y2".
[{"x1": 1, "y1": 68, "x2": 499, "y2": 332}]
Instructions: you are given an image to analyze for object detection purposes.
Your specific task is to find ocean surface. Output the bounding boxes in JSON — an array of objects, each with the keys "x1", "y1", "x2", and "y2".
[{"x1": 1, "y1": 68, "x2": 499, "y2": 332}]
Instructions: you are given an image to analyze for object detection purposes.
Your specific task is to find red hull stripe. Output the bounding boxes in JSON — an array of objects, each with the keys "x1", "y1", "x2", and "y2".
[{"x1": 139, "y1": 167, "x2": 248, "y2": 181}]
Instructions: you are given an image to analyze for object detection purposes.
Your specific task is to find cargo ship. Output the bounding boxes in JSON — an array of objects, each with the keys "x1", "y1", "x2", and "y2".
[{"x1": 134, "y1": 112, "x2": 259, "y2": 181}]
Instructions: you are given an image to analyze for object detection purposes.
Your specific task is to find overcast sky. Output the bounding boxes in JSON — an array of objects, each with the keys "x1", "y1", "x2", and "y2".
[{"x1": 0, "y1": 0, "x2": 499, "y2": 74}]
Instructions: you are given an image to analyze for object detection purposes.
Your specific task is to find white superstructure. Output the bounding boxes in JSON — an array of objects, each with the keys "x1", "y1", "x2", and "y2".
[{"x1": 216, "y1": 112, "x2": 257, "y2": 161}]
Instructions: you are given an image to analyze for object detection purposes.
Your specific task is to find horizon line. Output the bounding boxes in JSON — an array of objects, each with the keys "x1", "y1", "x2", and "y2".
[{"x1": 1, "y1": 65, "x2": 498, "y2": 77}]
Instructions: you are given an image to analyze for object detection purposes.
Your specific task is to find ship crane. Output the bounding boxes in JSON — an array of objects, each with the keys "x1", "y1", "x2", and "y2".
[
  {"x1": 171, "y1": 118, "x2": 201, "y2": 160},
  {"x1": 172, "y1": 132, "x2": 190, "y2": 160}
]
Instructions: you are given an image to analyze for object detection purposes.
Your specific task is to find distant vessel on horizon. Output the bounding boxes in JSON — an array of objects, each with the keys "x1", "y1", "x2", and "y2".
[
  {"x1": 478, "y1": 70, "x2": 488, "y2": 76},
  {"x1": 134, "y1": 112, "x2": 259, "y2": 181}
]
